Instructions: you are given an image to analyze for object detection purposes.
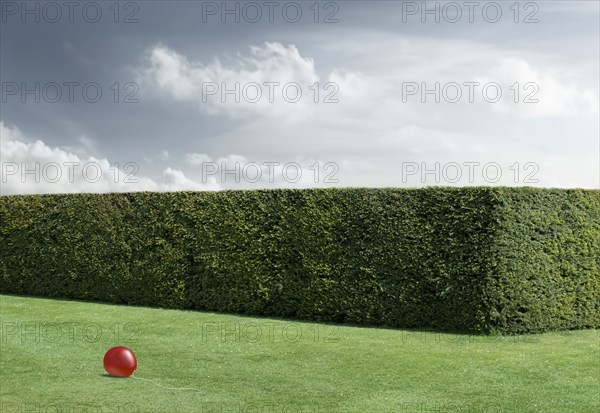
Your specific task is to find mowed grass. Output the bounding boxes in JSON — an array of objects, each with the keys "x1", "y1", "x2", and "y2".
[{"x1": 0, "y1": 295, "x2": 598, "y2": 413}]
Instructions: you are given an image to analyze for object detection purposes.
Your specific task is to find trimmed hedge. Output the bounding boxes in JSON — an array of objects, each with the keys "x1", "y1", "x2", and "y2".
[{"x1": 0, "y1": 188, "x2": 598, "y2": 334}]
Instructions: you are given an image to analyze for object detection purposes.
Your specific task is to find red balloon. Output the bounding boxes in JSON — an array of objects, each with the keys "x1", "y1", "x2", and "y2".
[{"x1": 103, "y1": 346, "x2": 137, "y2": 377}]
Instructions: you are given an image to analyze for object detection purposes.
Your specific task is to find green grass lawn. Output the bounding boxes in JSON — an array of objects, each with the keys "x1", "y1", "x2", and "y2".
[{"x1": 1, "y1": 294, "x2": 598, "y2": 413}]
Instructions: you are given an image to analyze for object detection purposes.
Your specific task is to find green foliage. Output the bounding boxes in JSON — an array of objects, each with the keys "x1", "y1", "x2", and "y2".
[
  {"x1": 484, "y1": 188, "x2": 600, "y2": 334},
  {"x1": 0, "y1": 187, "x2": 598, "y2": 334}
]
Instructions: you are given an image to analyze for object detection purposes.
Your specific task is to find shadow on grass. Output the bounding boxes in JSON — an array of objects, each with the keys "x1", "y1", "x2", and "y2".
[
  {"x1": 0, "y1": 292, "x2": 478, "y2": 335},
  {"x1": 2, "y1": 292, "x2": 592, "y2": 339},
  {"x1": 100, "y1": 373, "x2": 131, "y2": 379}
]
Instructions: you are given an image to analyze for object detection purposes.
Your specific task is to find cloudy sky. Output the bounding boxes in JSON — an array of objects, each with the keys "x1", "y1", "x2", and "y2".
[{"x1": 1, "y1": 0, "x2": 598, "y2": 194}]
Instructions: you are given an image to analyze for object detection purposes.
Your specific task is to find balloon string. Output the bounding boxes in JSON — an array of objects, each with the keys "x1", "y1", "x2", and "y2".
[{"x1": 130, "y1": 374, "x2": 202, "y2": 392}]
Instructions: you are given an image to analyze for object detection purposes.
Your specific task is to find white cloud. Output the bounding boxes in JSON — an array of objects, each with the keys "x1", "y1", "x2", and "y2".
[
  {"x1": 184, "y1": 152, "x2": 212, "y2": 166},
  {"x1": 78, "y1": 136, "x2": 98, "y2": 154},
  {"x1": 0, "y1": 122, "x2": 219, "y2": 195},
  {"x1": 160, "y1": 167, "x2": 211, "y2": 191},
  {"x1": 327, "y1": 70, "x2": 372, "y2": 101},
  {"x1": 479, "y1": 57, "x2": 599, "y2": 117},
  {"x1": 169, "y1": 35, "x2": 596, "y2": 188},
  {"x1": 137, "y1": 42, "x2": 344, "y2": 121},
  {"x1": 182, "y1": 152, "x2": 340, "y2": 189},
  {"x1": 6, "y1": 34, "x2": 597, "y2": 194},
  {"x1": 63, "y1": 135, "x2": 98, "y2": 156}
]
